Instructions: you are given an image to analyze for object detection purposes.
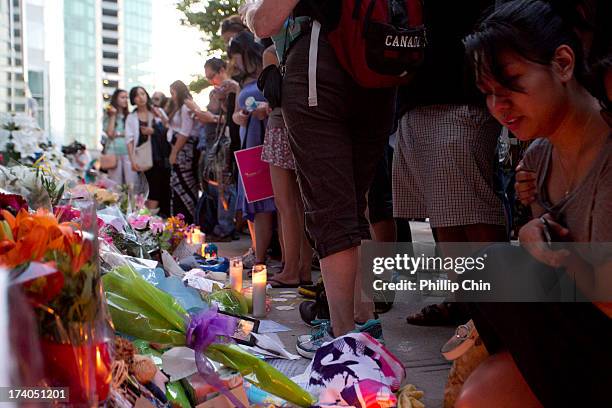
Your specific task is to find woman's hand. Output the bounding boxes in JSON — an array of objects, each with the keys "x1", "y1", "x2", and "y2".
[
  {"x1": 131, "y1": 161, "x2": 141, "y2": 172},
  {"x1": 233, "y1": 109, "x2": 249, "y2": 127},
  {"x1": 219, "y1": 79, "x2": 240, "y2": 95},
  {"x1": 169, "y1": 151, "x2": 178, "y2": 166},
  {"x1": 107, "y1": 105, "x2": 117, "y2": 116},
  {"x1": 152, "y1": 106, "x2": 163, "y2": 118},
  {"x1": 253, "y1": 102, "x2": 270, "y2": 120},
  {"x1": 239, "y1": 0, "x2": 299, "y2": 38},
  {"x1": 140, "y1": 126, "x2": 154, "y2": 136},
  {"x1": 515, "y1": 162, "x2": 537, "y2": 206},
  {"x1": 518, "y1": 213, "x2": 571, "y2": 267}
]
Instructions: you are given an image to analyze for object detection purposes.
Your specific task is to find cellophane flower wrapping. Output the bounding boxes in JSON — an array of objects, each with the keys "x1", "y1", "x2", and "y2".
[
  {"x1": 102, "y1": 261, "x2": 316, "y2": 407},
  {"x1": 1, "y1": 270, "x2": 45, "y2": 390},
  {"x1": 1, "y1": 196, "x2": 114, "y2": 405}
]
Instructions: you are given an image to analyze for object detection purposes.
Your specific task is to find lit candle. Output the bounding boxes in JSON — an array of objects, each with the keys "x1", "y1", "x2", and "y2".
[
  {"x1": 201, "y1": 243, "x2": 207, "y2": 258},
  {"x1": 192, "y1": 228, "x2": 204, "y2": 244},
  {"x1": 252, "y1": 264, "x2": 267, "y2": 318},
  {"x1": 229, "y1": 256, "x2": 243, "y2": 293}
]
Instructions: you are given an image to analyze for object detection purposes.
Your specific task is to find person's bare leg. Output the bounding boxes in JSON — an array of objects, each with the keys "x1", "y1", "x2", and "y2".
[
  {"x1": 464, "y1": 223, "x2": 508, "y2": 244},
  {"x1": 254, "y1": 212, "x2": 274, "y2": 264},
  {"x1": 456, "y1": 352, "x2": 542, "y2": 408},
  {"x1": 320, "y1": 246, "x2": 359, "y2": 337},
  {"x1": 277, "y1": 212, "x2": 285, "y2": 265},
  {"x1": 371, "y1": 218, "x2": 397, "y2": 242},
  {"x1": 354, "y1": 244, "x2": 375, "y2": 323},
  {"x1": 269, "y1": 165, "x2": 300, "y2": 283},
  {"x1": 247, "y1": 220, "x2": 256, "y2": 253}
]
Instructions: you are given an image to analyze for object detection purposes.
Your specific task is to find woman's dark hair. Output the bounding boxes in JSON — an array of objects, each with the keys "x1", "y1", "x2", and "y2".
[
  {"x1": 205, "y1": 57, "x2": 227, "y2": 73},
  {"x1": 220, "y1": 15, "x2": 247, "y2": 35},
  {"x1": 152, "y1": 92, "x2": 169, "y2": 110},
  {"x1": 129, "y1": 86, "x2": 153, "y2": 111},
  {"x1": 168, "y1": 80, "x2": 192, "y2": 120},
  {"x1": 227, "y1": 31, "x2": 264, "y2": 82},
  {"x1": 110, "y1": 89, "x2": 129, "y2": 118},
  {"x1": 464, "y1": 0, "x2": 586, "y2": 92},
  {"x1": 593, "y1": 51, "x2": 612, "y2": 110}
]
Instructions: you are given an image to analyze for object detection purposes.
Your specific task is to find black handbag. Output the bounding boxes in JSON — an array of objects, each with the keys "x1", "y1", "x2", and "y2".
[
  {"x1": 257, "y1": 64, "x2": 283, "y2": 109},
  {"x1": 151, "y1": 123, "x2": 171, "y2": 168}
]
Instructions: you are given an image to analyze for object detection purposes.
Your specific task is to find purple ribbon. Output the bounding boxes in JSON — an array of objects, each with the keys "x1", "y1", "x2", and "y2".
[{"x1": 186, "y1": 306, "x2": 247, "y2": 408}]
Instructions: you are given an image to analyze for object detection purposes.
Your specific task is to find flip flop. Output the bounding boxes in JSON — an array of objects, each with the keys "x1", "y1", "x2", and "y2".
[{"x1": 268, "y1": 278, "x2": 300, "y2": 288}]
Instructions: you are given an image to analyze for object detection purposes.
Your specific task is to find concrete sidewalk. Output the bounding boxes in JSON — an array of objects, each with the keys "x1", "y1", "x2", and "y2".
[{"x1": 217, "y1": 222, "x2": 453, "y2": 407}]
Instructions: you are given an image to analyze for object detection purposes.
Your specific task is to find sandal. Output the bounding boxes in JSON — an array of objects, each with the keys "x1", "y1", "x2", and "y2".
[
  {"x1": 441, "y1": 320, "x2": 478, "y2": 361},
  {"x1": 268, "y1": 278, "x2": 300, "y2": 288}
]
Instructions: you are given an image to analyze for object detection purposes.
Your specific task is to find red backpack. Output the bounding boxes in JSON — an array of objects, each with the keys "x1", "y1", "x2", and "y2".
[{"x1": 327, "y1": 0, "x2": 427, "y2": 88}]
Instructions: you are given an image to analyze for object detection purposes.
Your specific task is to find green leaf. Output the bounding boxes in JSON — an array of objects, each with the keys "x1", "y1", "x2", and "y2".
[{"x1": 176, "y1": 0, "x2": 242, "y2": 55}]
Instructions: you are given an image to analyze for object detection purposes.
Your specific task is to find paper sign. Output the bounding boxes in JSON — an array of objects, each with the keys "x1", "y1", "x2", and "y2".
[{"x1": 234, "y1": 145, "x2": 274, "y2": 203}]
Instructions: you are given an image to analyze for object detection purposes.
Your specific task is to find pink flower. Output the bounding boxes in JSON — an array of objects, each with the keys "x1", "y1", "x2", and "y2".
[
  {"x1": 0, "y1": 193, "x2": 29, "y2": 219},
  {"x1": 128, "y1": 214, "x2": 151, "y2": 230},
  {"x1": 54, "y1": 206, "x2": 81, "y2": 223},
  {"x1": 150, "y1": 219, "x2": 165, "y2": 235}
]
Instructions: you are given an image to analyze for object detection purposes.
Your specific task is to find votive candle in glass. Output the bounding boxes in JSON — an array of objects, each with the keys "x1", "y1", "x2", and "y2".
[{"x1": 229, "y1": 256, "x2": 243, "y2": 293}]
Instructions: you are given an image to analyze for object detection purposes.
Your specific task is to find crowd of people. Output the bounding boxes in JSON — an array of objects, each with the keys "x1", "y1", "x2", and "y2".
[{"x1": 100, "y1": 0, "x2": 611, "y2": 405}]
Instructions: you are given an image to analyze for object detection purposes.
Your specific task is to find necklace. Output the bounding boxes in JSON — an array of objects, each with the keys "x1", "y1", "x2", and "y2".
[
  {"x1": 555, "y1": 136, "x2": 586, "y2": 197},
  {"x1": 553, "y1": 111, "x2": 601, "y2": 197}
]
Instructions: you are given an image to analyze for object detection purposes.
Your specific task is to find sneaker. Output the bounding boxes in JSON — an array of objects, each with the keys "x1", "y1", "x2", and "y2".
[
  {"x1": 297, "y1": 319, "x2": 330, "y2": 343},
  {"x1": 296, "y1": 321, "x2": 334, "y2": 359},
  {"x1": 242, "y1": 248, "x2": 256, "y2": 269},
  {"x1": 356, "y1": 319, "x2": 384, "y2": 344}
]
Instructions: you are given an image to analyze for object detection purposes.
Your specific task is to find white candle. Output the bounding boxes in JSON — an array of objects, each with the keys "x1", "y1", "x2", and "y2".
[
  {"x1": 252, "y1": 264, "x2": 267, "y2": 318},
  {"x1": 229, "y1": 256, "x2": 243, "y2": 293}
]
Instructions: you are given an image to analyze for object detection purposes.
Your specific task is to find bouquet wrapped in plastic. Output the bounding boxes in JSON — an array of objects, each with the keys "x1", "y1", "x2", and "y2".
[
  {"x1": 103, "y1": 262, "x2": 315, "y2": 407},
  {"x1": 1, "y1": 198, "x2": 114, "y2": 405}
]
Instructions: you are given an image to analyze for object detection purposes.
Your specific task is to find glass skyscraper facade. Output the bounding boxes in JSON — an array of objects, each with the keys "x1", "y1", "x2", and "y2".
[
  {"x1": 24, "y1": 0, "x2": 49, "y2": 130},
  {"x1": 123, "y1": 0, "x2": 153, "y2": 91},
  {"x1": 63, "y1": 0, "x2": 99, "y2": 146},
  {"x1": 60, "y1": 0, "x2": 153, "y2": 148},
  {"x1": 0, "y1": 0, "x2": 26, "y2": 113}
]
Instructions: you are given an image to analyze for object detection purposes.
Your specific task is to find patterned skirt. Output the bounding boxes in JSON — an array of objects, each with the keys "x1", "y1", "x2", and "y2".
[
  {"x1": 261, "y1": 126, "x2": 296, "y2": 170},
  {"x1": 392, "y1": 104, "x2": 505, "y2": 228},
  {"x1": 171, "y1": 137, "x2": 199, "y2": 222}
]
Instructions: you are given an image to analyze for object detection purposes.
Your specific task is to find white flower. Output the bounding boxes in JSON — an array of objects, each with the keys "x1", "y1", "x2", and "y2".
[
  {"x1": 0, "y1": 130, "x2": 10, "y2": 151},
  {"x1": 11, "y1": 113, "x2": 39, "y2": 130},
  {"x1": 0, "y1": 113, "x2": 12, "y2": 128}
]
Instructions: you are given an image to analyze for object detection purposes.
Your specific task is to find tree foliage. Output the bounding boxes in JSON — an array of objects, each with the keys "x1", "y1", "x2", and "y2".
[
  {"x1": 176, "y1": 0, "x2": 242, "y2": 55},
  {"x1": 189, "y1": 76, "x2": 211, "y2": 94}
]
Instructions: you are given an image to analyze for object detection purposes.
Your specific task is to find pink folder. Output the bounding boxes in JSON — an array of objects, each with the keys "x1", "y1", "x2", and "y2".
[{"x1": 234, "y1": 145, "x2": 274, "y2": 203}]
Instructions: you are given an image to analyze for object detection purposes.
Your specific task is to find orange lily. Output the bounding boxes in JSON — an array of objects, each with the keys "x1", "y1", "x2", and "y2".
[{"x1": 0, "y1": 209, "x2": 86, "y2": 270}]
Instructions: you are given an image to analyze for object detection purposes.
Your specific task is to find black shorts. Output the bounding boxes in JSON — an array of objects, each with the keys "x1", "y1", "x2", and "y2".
[{"x1": 282, "y1": 31, "x2": 396, "y2": 259}]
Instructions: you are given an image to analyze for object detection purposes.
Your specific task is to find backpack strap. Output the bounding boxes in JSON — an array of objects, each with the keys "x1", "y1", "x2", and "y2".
[{"x1": 308, "y1": 20, "x2": 322, "y2": 107}]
